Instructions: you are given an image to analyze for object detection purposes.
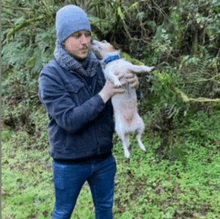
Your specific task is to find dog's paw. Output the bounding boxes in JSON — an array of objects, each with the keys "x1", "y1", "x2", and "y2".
[
  {"x1": 138, "y1": 142, "x2": 146, "y2": 152},
  {"x1": 124, "y1": 151, "x2": 130, "y2": 159},
  {"x1": 114, "y1": 80, "x2": 122, "y2": 87},
  {"x1": 149, "y1": 66, "x2": 155, "y2": 71},
  {"x1": 141, "y1": 66, "x2": 155, "y2": 72},
  {"x1": 142, "y1": 148, "x2": 147, "y2": 155}
]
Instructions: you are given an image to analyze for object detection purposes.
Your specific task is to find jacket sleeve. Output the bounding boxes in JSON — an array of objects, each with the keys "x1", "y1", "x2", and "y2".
[
  {"x1": 136, "y1": 88, "x2": 141, "y2": 100},
  {"x1": 38, "y1": 68, "x2": 106, "y2": 133}
]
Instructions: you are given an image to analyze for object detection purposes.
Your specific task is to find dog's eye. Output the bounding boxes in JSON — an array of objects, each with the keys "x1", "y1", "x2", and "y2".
[{"x1": 101, "y1": 40, "x2": 107, "y2": 43}]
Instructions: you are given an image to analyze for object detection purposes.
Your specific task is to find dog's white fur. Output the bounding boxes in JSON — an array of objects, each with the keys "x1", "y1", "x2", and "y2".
[{"x1": 91, "y1": 40, "x2": 154, "y2": 158}]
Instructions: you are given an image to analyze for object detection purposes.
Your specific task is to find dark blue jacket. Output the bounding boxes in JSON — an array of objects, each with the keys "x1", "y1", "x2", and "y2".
[{"x1": 38, "y1": 58, "x2": 114, "y2": 160}]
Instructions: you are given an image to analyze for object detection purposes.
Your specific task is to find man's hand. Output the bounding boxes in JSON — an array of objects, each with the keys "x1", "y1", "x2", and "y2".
[
  {"x1": 114, "y1": 70, "x2": 139, "y2": 90},
  {"x1": 125, "y1": 70, "x2": 139, "y2": 90}
]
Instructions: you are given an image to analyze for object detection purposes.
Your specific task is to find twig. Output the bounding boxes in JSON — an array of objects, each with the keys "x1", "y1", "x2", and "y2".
[{"x1": 174, "y1": 87, "x2": 220, "y2": 103}]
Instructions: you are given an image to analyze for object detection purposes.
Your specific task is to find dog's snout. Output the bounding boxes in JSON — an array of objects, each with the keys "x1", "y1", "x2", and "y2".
[{"x1": 91, "y1": 40, "x2": 99, "y2": 46}]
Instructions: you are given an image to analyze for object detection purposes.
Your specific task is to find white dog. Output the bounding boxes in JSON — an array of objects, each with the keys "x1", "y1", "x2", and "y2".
[{"x1": 91, "y1": 40, "x2": 154, "y2": 158}]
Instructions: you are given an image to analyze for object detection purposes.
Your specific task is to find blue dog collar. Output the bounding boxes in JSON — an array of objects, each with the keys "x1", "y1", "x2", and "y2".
[{"x1": 104, "y1": 55, "x2": 120, "y2": 65}]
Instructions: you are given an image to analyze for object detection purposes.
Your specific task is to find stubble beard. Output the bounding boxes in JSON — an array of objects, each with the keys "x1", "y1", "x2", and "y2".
[{"x1": 70, "y1": 48, "x2": 90, "y2": 61}]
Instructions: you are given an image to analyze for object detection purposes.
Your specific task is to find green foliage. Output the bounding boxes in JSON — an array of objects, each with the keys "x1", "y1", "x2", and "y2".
[
  {"x1": 85, "y1": 0, "x2": 140, "y2": 40},
  {"x1": 178, "y1": 48, "x2": 219, "y2": 99},
  {"x1": 120, "y1": 52, "x2": 144, "y2": 66}
]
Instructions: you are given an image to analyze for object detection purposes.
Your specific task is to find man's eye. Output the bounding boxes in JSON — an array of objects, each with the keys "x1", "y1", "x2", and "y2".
[
  {"x1": 75, "y1": 34, "x2": 81, "y2": 38},
  {"x1": 71, "y1": 33, "x2": 81, "y2": 38},
  {"x1": 85, "y1": 33, "x2": 91, "y2": 38}
]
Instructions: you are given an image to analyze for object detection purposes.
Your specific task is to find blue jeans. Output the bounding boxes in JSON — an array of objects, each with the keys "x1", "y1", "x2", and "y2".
[{"x1": 51, "y1": 155, "x2": 117, "y2": 219}]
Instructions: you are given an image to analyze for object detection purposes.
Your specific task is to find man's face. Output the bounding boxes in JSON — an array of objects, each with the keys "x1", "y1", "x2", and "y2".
[{"x1": 62, "y1": 30, "x2": 91, "y2": 61}]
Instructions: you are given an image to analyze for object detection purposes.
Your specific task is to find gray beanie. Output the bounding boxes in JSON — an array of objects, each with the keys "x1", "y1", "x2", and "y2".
[{"x1": 55, "y1": 5, "x2": 91, "y2": 43}]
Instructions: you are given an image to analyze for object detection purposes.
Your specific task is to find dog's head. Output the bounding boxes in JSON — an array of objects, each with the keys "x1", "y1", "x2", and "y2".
[{"x1": 91, "y1": 40, "x2": 120, "y2": 60}]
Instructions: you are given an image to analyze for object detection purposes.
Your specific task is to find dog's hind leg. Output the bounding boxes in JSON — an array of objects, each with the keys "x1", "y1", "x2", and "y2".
[
  {"x1": 116, "y1": 128, "x2": 130, "y2": 158},
  {"x1": 123, "y1": 133, "x2": 131, "y2": 153},
  {"x1": 136, "y1": 132, "x2": 146, "y2": 152},
  {"x1": 115, "y1": 114, "x2": 130, "y2": 158},
  {"x1": 135, "y1": 119, "x2": 146, "y2": 152},
  {"x1": 125, "y1": 133, "x2": 130, "y2": 149},
  {"x1": 121, "y1": 133, "x2": 130, "y2": 158},
  {"x1": 117, "y1": 132, "x2": 130, "y2": 158},
  {"x1": 122, "y1": 135, "x2": 130, "y2": 159}
]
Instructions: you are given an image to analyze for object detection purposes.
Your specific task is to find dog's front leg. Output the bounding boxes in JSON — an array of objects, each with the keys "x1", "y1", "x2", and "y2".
[
  {"x1": 130, "y1": 65, "x2": 155, "y2": 73},
  {"x1": 104, "y1": 68, "x2": 122, "y2": 87}
]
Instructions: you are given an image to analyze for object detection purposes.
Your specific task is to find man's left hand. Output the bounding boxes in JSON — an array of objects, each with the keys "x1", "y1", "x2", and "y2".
[{"x1": 125, "y1": 71, "x2": 139, "y2": 90}]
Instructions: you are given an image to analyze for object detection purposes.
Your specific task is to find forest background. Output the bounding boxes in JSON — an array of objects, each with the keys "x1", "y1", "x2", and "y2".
[{"x1": 1, "y1": 0, "x2": 220, "y2": 218}]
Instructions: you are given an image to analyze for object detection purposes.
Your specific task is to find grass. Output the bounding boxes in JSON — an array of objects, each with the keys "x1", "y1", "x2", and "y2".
[{"x1": 2, "y1": 106, "x2": 220, "y2": 219}]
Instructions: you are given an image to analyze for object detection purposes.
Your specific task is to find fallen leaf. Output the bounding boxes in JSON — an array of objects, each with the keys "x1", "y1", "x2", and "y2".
[
  {"x1": 1, "y1": 187, "x2": 5, "y2": 194},
  {"x1": 10, "y1": 163, "x2": 17, "y2": 169}
]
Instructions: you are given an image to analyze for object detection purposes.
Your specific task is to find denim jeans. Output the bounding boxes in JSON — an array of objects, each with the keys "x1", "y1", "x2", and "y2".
[{"x1": 51, "y1": 155, "x2": 117, "y2": 219}]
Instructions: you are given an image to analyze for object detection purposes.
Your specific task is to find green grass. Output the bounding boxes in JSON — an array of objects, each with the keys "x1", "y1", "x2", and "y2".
[{"x1": 2, "y1": 108, "x2": 220, "y2": 219}]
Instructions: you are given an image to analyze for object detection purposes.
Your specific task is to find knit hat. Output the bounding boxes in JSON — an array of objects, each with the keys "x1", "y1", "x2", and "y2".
[{"x1": 55, "y1": 5, "x2": 91, "y2": 43}]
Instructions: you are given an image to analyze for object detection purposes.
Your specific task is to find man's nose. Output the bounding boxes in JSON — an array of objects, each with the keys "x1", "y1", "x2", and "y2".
[{"x1": 80, "y1": 34, "x2": 87, "y2": 44}]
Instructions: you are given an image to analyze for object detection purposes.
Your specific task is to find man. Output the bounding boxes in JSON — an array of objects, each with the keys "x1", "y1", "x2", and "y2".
[{"x1": 38, "y1": 5, "x2": 139, "y2": 219}]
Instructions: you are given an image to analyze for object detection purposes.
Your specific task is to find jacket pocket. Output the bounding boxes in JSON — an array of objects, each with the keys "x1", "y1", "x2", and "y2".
[
  {"x1": 65, "y1": 79, "x2": 88, "y2": 105},
  {"x1": 65, "y1": 79, "x2": 84, "y2": 93}
]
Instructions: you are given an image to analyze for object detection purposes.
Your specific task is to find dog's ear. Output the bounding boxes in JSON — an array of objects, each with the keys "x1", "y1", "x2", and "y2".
[
  {"x1": 91, "y1": 48, "x2": 103, "y2": 60},
  {"x1": 111, "y1": 41, "x2": 120, "y2": 50}
]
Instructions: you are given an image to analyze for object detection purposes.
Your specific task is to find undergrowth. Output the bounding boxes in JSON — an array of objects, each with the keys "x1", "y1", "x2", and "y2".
[{"x1": 2, "y1": 109, "x2": 220, "y2": 218}]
